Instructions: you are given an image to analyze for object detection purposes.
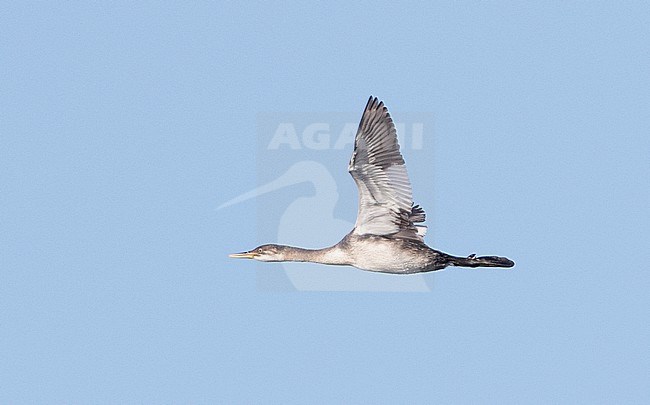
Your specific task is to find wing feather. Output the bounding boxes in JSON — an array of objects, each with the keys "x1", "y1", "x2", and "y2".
[{"x1": 348, "y1": 96, "x2": 427, "y2": 241}]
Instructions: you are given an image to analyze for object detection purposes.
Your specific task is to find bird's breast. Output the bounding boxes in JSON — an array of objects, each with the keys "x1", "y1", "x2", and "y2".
[{"x1": 344, "y1": 235, "x2": 433, "y2": 274}]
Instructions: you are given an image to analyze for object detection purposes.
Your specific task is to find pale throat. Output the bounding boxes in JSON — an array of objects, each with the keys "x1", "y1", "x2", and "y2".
[{"x1": 280, "y1": 245, "x2": 350, "y2": 265}]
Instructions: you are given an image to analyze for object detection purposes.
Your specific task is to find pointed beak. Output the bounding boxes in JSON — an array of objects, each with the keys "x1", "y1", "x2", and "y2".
[{"x1": 228, "y1": 251, "x2": 257, "y2": 259}]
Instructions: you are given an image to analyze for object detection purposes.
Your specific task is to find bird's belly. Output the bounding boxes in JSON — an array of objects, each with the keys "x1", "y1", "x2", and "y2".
[{"x1": 348, "y1": 238, "x2": 431, "y2": 274}]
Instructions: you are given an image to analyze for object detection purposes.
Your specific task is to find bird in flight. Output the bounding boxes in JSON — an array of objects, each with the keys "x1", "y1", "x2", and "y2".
[{"x1": 230, "y1": 97, "x2": 514, "y2": 273}]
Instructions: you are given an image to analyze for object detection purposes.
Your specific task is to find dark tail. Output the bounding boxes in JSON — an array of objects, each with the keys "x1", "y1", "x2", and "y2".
[{"x1": 447, "y1": 253, "x2": 515, "y2": 269}]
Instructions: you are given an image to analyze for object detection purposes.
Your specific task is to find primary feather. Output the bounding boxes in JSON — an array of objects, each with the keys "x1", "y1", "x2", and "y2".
[{"x1": 349, "y1": 96, "x2": 426, "y2": 241}]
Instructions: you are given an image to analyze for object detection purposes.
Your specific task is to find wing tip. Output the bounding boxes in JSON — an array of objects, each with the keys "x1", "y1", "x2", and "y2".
[{"x1": 365, "y1": 95, "x2": 385, "y2": 112}]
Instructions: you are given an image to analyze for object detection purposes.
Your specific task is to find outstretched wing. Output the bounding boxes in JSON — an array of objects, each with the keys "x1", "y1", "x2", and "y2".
[{"x1": 348, "y1": 96, "x2": 427, "y2": 241}]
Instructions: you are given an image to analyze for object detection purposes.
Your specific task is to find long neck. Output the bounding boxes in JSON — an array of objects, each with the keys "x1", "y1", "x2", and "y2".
[{"x1": 279, "y1": 245, "x2": 350, "y2": 266}]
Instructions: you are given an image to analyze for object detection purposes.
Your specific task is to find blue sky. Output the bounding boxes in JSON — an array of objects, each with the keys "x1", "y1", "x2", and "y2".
[{"x1": 1, "y1": 1, "x2": 649, "y2": 403}]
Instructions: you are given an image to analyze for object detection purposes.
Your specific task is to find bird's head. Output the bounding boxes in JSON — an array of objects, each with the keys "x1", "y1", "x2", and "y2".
[{"x1": 229, "y1": 244, "x2": 288, "y2": 262}]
